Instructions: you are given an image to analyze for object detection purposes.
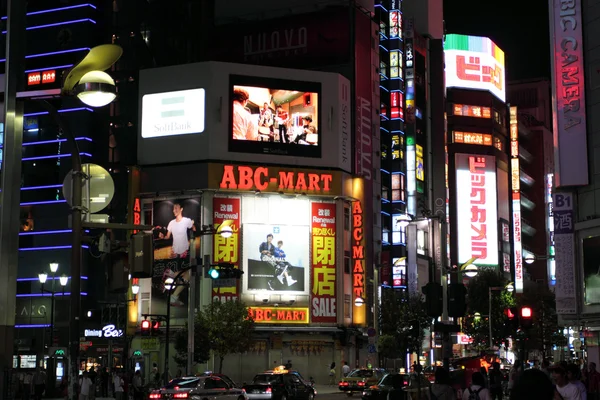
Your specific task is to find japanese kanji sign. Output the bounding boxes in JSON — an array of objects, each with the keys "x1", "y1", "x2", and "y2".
[
  {"x1": 311, "y1": 202, "x2": 337, "y2": 323},
  {"x1": 553, "y1": 192, "x2": 576, "y2": 314},
  {"x1": 213, "y1": 197, "x2": 241, "y2": 301}
]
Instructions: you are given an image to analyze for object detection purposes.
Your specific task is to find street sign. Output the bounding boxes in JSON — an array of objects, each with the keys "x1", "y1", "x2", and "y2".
[
  {"x1": 367, "y1": 344, "x2": 377, "y2": 354},
  {"x1": 367, "y1": 327, "x2": 377, "y2": 337},
  {"x1": 49, "y1": 347, "x2": 67, "y2": 357},
  {"x1": 141, "y1": 337, "x2": 160, "y2": 352}
]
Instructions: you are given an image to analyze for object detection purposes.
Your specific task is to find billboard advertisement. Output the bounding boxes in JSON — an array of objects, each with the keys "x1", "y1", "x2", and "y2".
[
  {"x1": 242, "y1": 224, "x2": 310, "y2": 294},
  {"x1": 455, "y1": 154, "x2": 499, "y2": 267},
  {"x1": 311, "y1": 202, "x2": 336, "y2": 323},
  {"x1": 213, "y1": 197, "x2": 241, "y2": 302},
  {"x1": 553, "y1": 192, "x2": 576, "y2": 314},
  {"x1": 510, "y1": 106, "x2": 523, "y2": 292},
  {"x1": 549, "y1": 0, "x2": 588, "y2": 187},
  {"x1": 230, "y1": 76, "x2": 321, "y2": 157},
  {"x1": 151, "y1": 198, "x2": 202, "y2": 318},
  {"x1": 141, "y1": 89, "x2": 205, "y2": 138},
  {"x1": 444, "y1": 34, "x2": 505, "y2": 102}
]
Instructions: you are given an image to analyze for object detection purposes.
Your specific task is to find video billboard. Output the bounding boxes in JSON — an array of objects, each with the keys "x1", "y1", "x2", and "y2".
[
  {"x1": 230, "y1": 75, "x2": 321, "y2": 158},
  {"x1": 455, "y1": 154, "x2": 499, "y2": 267},
  {"x1": 444, "y1": 34, "x2": 505, "y2": 102},
  {"x1": 242, "y1": 223, "x2": 309, "y2": 294},
  {"x1": 151, "y1": 198, "x2": 201, "y2": 318}
]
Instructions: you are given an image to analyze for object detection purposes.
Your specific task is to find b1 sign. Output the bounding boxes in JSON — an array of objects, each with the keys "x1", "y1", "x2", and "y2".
[
  {"x1": 455, "y1": 154, "x2": 499, "y2": 267},
  {"x1": 141, "y1": 89, "x2": 205, "y2": 138},
  {"x1": 444, "y1": 34, "x2": 505, "y2": 102}
]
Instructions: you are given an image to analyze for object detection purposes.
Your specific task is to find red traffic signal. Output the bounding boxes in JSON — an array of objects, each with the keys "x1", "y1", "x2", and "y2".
[
  {"x1": 141, "y1": 319, "x2": 151, "y2": 336},
  {"x1": 152, "y1": 320, "x2": 161, "y2": 333},
  {"x1": 521, "y1": 307, "x2": 532, "y2": 318},
  {"x1": 505, "y1": 308, "x2": 516, "y2": 319}
]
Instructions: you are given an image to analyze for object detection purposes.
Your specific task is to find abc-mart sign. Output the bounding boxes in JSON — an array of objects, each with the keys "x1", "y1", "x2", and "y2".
[{"x1": 84, "y1": 324, "x2": 124, "y2": 339}]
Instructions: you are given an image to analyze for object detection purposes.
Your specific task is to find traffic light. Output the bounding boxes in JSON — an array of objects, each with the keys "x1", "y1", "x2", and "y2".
[
  {"x1": 151, "y1": 320, "x2": 161, "y2": 335},
  {"x1": 447, "y1": 283, "x2": 467, "y2": 317},
  {"x1": 505, "y1": 307, "x2": 519, "y2": 332},
  {"x1": 208, "y1": 263, "x2": 244, "y2": 280},
  {"x1": 141, "y1": 319, "x2": 151, "y2": 336},
  {"x1": 520, "y1": 306, "x2": 533, "y2": 329},
  {"x1": 422, "y1": 282, "x2": 443, "y2": 317}
]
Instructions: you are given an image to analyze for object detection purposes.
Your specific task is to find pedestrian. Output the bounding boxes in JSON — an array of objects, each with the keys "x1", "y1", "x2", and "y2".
[
  {"x1": 507, "y1": 361, "x2": 522, "y2": 396},
  {"x1": 430, "y1": 367, "x2": 455, "y2": 400},
  {"x1": 132, "y1": 370, "x2": 144, "y2": 400},
  {"x1": 489, "y1": 362, "x2": 504, "y2": 400},
  {"x1": 588, "y1": 362, "x2": 600, "y2": 400},
  {"x1": 22, "y1": 371, "x2": 32, "y2": 400},
  {"x1": 329, "y1": 362, "x2": 336, "y2": 385},
  {"x1": 32, "y1": 367, "x2": 46, "y2": 400},
  {"x1": 285, "y1": 360, "x2": 292, "y2": 370},
  {"x1": 79, "y1": 371, "x2": 93, "y2": 400},
  {"x1": 113, "y1": 372, "x2": 125, "y2": 400},
  {"x1": 176, "y1": 369, "x2": 183, "y2": 378},
  {"x1": 509, "y1": 368, "x2": 554, "y2": 400},
  {"x1": 462, "y1": 372, "x2": 491, "y2": 400},
  {"x1": 566, "y1": 364, "x2": 587, "y2": 400},
  {"x1": 342, "y1": 361, "x2": 351, "y2": 377},
  {"x1": 551, "y1": 364, "x2": 581, "y2": 400}
]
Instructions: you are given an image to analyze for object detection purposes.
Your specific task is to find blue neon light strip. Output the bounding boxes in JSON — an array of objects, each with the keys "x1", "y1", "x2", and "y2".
[
  {"x1": 21, "y1": 184, "x2": 63, "y2": 191},
  {"x1": 0, "y1": 48, "x2": 91, "y2": 63},
  {"x1": 20, "y1": 200, "x2": 66, "y2": 206},
  {"x1": 19, "y1": 229, "x2": 71, "y2": 235},
  {"x1": 2, "y1": 4, "x2": 97, "y2": 20},
  {"x1": 25, "y1": 64, "x2": 74, "y2": 74},
  {"x1": 21, "y1": 137, "x2": 93, "y2": 147},
  {"x1": 2, "y1": 18, "x2": 96, "y2": 34},
  {"x1": 16, "y1": 292, "x2": 88, "y2": 298},
  {"x1": 17, "y1": 276, "x2": 88, "y2": 282},
  {"x1": 22, "y1": 152, "x2": 92, "y2": 161},
  {"x1": 15, "y1": 324, "x2": 51, "y2": 328},
  {"x1": 375, "y1": 3, "x2": 389, "y2": 12},
  {"x1": 24, "y1": 107, "x2": 93, "y2": 117},
  {"x1": 19, "y1": 245, "x2": 89, "y2": 251}
]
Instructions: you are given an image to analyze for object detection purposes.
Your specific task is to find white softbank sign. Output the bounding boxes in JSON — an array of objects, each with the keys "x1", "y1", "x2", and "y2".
[
  {"x1": 141, "y1": 88, "x2": 205, "y2": 138},
  {"x1": 84, "y1": 324, "x2": 124, "y2": 338}
]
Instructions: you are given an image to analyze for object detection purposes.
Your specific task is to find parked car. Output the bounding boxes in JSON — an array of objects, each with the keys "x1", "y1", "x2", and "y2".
[
  {"x1": 243, "y1": 367, "x2": 316, "y2": 400},
  {"x1": 339, "y1": 369, "x2": 386, "y2": 396},
  {"x1": 361, "y1": 373, "x2": 410, "y2": 400},
  {"x1": 148, "y1": 375, "x2": 247, "y2": 400}
]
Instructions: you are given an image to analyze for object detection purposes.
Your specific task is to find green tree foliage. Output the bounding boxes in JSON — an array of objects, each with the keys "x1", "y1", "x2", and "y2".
[
  {"x1": 462, "y1": 269, "x2": 515, "y2": 350},
  {"x1": 379, "y1": 289, "x2": 432, "y2": 360},
  {"x1": 203, "y1": 299, "x2": 255, "y2": 373},
  {"x1": 173, "y1": 313, "x2": 212, "y2": 369}
]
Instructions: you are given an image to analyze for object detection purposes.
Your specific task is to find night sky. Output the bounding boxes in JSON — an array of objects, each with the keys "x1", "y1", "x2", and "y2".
[{"x1": 443, "y1": 0, "x2": 551, "y2": 81}]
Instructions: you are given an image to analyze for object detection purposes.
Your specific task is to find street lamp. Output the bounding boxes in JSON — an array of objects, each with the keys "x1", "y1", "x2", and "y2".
[
  {"x1": 488, "y1": 282, "x2": 515, "y2": 349},
  {"x1": 523, "y1": 253, "x2": 554, "y2": 265}
]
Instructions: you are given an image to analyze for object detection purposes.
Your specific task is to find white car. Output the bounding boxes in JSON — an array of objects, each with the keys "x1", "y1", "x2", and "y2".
[{"x1": 148, "y1": 375, "x2": 248, "y2": 400}]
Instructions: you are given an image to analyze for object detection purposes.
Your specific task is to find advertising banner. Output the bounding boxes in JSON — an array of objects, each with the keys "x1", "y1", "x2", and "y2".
[
  {"x1": 355, "y1": 12, "x2": 373, "y2": 183},
  {"x1": 444, "y1": 34, "x2": 505, "y2": 102},
  {"x1": 151, "y1": 198, "x2": 201, "y2": 318},
  {"x1": 455, "y1": 154, "x2": 499, "y2": 267},
  {"x1": 553, "y1": 192, "x2": 576, "y2": 314},
  {"x1": 311, "y1": 202, "x2": 337, "y2": 324},
  {"x1": 510, "y1": 106, "x2": 523, "y2": 292},
  {"x1": 213, "y1": 197, "x2": 241, "y2": 302},
  {"x1": 549, "y1": 0, "x2": 588, "y2": 187},
  {"x1": 242, "y1": 224, "x2": 310, "y2": 294}
]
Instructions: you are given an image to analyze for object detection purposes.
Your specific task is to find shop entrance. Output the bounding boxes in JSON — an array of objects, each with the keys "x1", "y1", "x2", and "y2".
[{"x1": 282, "y1": 340, "x2": 334, "y2": 385}]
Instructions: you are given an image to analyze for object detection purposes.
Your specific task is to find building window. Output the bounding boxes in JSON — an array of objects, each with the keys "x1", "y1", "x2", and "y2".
[
  {"x1": 344, "y1": 294, "x2": 351, "y2": 318},
  {"x1": 344, "y1": 253, "x2": 351, "y2": 274},
  {"x1": 391, "y1": 173, "x2": 405, "y2": 202},
  {"x1": 344, "y1": 207, "x2": 350, "y2": 231}
]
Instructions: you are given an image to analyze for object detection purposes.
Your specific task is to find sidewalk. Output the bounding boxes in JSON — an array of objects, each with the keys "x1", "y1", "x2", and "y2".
[{"x1": 314, "y1": 384, "x2": 346, "y2": 395}]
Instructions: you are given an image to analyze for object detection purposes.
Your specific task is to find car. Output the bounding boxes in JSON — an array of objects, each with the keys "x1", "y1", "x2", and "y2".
[
  {"x1": 339, "y1": 369, "x2": 386, "y2": 396},
  {"x1": 361, "y1": 373, "x2": 410, "y2": 400},
  {"x1": 148, "y1": 375, "x2": 248, "y2": 400},
  {"x1": 243, "y1": 366, "x2": 316, "y2": 400}
]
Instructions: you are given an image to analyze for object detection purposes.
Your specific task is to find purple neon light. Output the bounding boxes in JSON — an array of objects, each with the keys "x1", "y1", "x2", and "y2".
[
  {"x1": 19, "y1": 245, "x2": 89, "y2": 251},
  {"x1": 25, "y1": 64, "x2": 74, "y2": 74},
  {"x1": 2, "y1": 18, "x2": 96, "y2": 34},
  {"x1": 15, "y1": 324, "x2": 51, "y2": 328},
  {"x1": 1, "y1": 4, "x2": 97, "y2": 20},
  {"x1": 22, "y1": 152, "x2": 92, "y2": 161},
  {"x1": 17, "y1": 276, "x2": 88, "y2": 282},
  {"x1": 20, "y1": 229, "x2": 71, "y2": 236},
  {"x1": 0, "y1": 48, "x2": 91, "y2": 63},
  {"x1": 22, "y1": 137, "x2": 93, "y2": 147},
  {"x1": 20, "y1": 200, "x2": 66, "y2": 206},
  {"x1": 16, "y1": 292, "x2": 88, "y2": 298},
  {"x1": 24, "y1": 107, "x2": 94, "y2": 117},
  {"x1": 21, "y1": 184, "x2": 63, "y2": 191}
]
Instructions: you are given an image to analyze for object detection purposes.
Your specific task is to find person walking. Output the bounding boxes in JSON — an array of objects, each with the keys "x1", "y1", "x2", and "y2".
[
  {"x1": 489, "y1": 362, "x2": 504, "y2": 400},
  {"x1": 79, "y1": 371, "x2": 93, "y2": 400},
  {"x1": 329, "y1": 362, "x2": 336, "y2": 385},
  {"x1": 588, "y1": 362, "x2": 600, "y2": 400},
  {"x1": 430, "y1": 367, "x2": 455, "y2": 400},
  {"x1": 342, "y1": 361, "x2": 351, "y2": 377},
  {"x1": 132, "y1": 370, "x2": 144, "y2": 400},
  {"x1": 113, "y1": 372, "x2": 125, "y2": 400},
  {"x1": 462, "y1": 372, "x2": 491, "y2": 400},
  {"x1": 32, "y1": 367, "x2": 46, "y2": 400}
]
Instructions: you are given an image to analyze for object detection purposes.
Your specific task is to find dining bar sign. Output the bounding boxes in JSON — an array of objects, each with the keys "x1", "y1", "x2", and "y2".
[{"x1": 84, "y1": 324, "x2": 124, "y2": 338}]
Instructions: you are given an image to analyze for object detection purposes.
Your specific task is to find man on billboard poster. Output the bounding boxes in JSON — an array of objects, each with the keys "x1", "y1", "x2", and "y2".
[
  {"x1": 259, "y1": 102, "x2": 275, "y2": 141},
  {"x1": 276, "y1": 105, "x2": 290, "y2": 143},
  {"x1": 232, "y1": 88, "x2": 257, "y2": 140},
  {"x1": 258, "y1": 234, "x2": 298, "y2": 290},
  {"x1": 293, "y1": 115, "x2": 317, "y2": 145}
]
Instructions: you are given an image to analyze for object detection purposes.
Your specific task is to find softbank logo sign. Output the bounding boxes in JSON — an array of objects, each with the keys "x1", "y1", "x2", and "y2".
[{"x1": 141, "y1": 88, "x2": 205, "y2": 138}]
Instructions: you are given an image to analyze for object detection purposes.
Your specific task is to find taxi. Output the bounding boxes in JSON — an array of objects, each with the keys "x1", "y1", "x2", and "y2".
[
  {"x1": 148, "y1": 375, "x2": 248, "y2": 400},
  {"x1": 243, "y1": 366, "x2": 316, "y2": 400},
  {"x1": 339, "y1": 369, "x2": 386, "y2": 396}
]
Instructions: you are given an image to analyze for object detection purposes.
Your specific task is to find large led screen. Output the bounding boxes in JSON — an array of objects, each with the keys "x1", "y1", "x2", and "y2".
[
  {"x1": 242, "y1": 223, "x2": 309, "y2": 294},
  {"x1": 455, "y1": 154, "x2": 499, "y2": 267},
  {"x1": 230, "y1": 75, "x2": 321, "y2": 158}
]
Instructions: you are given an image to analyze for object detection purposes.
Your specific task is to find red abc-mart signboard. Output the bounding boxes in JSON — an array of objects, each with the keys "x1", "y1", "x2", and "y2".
[{"x1": 211, "y1": 8, "x2": 351, "y2": 69}]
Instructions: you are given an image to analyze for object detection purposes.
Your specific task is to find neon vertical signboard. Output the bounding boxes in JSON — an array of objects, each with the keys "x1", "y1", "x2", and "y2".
[
  {"x1": 444, "y1": 34, "x2": 505, "y2": 102},
  {"x1": 510, "y1": 106, "x2": 523, "y2": 293},
  {"x1": 311, "y1": 202, "x2": 337, "y2": 323},
  {"x1": 549, "y1": 0, "x2": 588, "y2": 187},
  {"x1": 455, "y1": 154, "x2": 498, "y2": 267}
]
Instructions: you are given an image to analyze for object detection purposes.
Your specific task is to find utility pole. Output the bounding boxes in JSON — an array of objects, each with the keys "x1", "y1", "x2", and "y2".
[{"x1": 0, "y1": 0, "x2": 26, "y2": 397}]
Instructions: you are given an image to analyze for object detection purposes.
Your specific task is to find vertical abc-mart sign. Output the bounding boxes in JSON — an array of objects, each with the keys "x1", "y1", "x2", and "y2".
[
  {"x1": 455, "y1": 154, "x2": 499, "y2": 267},
  {"x1": 444, "y1": 34, "x2": 506, "y2": 102}
]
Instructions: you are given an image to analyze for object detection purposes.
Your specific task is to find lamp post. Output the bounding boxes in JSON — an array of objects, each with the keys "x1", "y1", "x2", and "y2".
[{"x1": 488, "y1": 282, "x2": 514, "y2": 349}]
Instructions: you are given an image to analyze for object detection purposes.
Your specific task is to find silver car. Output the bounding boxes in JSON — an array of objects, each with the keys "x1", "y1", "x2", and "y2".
[{"x1": 148, "y1": 375, "x2": 248, "y2": 400}]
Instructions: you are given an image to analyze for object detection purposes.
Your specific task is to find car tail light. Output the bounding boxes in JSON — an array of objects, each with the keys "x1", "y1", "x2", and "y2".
[
  {"x1": 149, "y1": 394, "x2": 161, "y2": 399},
  {"x1": 173, "y1": 393, "x2": 188, "y2": 399},
  {"x1": 266, "y1": 387, "x2": 272, "y2": 393},
  {"x1": 358, "y1": 381, "x2": 366, "y2": 387},
  {"x1": 403, "y1": 381, "x2": 408, "y2": 386},
  {"x1": 339, "y1": 382, "x2": 349, "y2": 386}
]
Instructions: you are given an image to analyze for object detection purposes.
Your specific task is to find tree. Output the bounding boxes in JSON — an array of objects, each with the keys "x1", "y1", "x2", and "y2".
[
  {"x1": 379, "y1": 289, "x2": 432, "y2": 364},
  {"x1": 202, "y1": 299, "x2": 255, "y2": 373},
  {"x1": 172, "y1": 313, "x2": 212, "y2": 369},
  {"x1": 462, "y1": 269, "x2": 515, "y2": 350}
]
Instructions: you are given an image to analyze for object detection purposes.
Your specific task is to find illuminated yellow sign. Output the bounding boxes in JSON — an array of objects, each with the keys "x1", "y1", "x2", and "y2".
[
  {"x1": 453, "y1": 131, "x2": 493, "y2": 146},
  {"x1": 247, "y1": 307, "x2": 310, "y2": 324},
  {"x1": 453, "y1": 104, "x2": 491, "y2": 118}
]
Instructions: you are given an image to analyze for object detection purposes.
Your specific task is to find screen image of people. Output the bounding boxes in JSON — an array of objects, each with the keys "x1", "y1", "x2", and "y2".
[
  {"x1": 232, "y1": 84, "x2": 319, "y2": 145},
  {"x1": 243, "y1": 224, "x2": 309, "y2": 293},
  {"x1": 151, "y1": 198, "x2": 201, "y2": 316}
]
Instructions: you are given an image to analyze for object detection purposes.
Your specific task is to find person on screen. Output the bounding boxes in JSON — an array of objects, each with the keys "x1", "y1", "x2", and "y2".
[
  {"x1": 232, "y1": 88, "x2": 257, "y2": 140},
  {"x1": 276, "y1": 105, "x2": 290, "y2": 143},
  {"x1": 157, "y1": 202, "x2": 196, "y2": 306},
  {"x1": 273, "y1": 240, "x2": 297, "y2": 286},
  {"x1": 294, "y1": 115, "x2": 317, "y2": 144},
  {"x1": 259, "y1": 102, "x2": 275, "y2": 141}
]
